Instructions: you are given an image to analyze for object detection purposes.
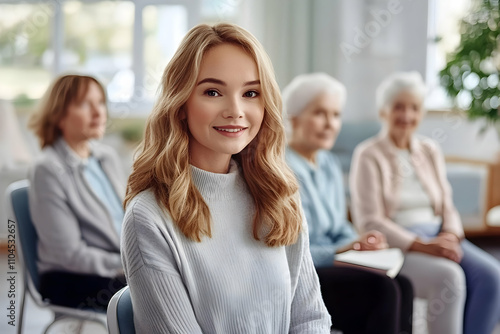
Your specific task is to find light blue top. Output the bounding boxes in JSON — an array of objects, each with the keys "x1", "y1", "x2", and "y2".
[
  {"x1": 286, "y1": 148, "x2": 358, "y2": 267},
  {"x1": 84, "y1": 156, "x2": 124, "y2": 235}
]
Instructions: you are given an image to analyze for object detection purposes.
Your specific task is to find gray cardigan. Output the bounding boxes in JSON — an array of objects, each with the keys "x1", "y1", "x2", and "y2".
[{"x1": 28, "y1": 138, "x2": 125, "y2": 278}]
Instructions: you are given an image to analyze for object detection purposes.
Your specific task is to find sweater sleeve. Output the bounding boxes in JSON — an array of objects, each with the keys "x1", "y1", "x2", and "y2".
[
  {"x1": 288, "y1": 221, "x2": 332, "y2": 333},
  {"x1": 121, "y1": 199, "x2": 203, "y2": 334},
  {"x1": 349, "y1": 146, "x2": 417, "y2": 251},
  {"x1": 28, "y1": 162, "x2": 122, "y2": 277},
  {"x1": 293, "y1": 152, "x2": 357, "y2": 267},
  {"x1": 299, "y1": 185, "x2": 350, "y2": 267},
  {"x1": 303, "y1": 189, "x2": 357, "y2": 267},
  {"x1": 427, "y1": 143, "x2": 464, "y2": 239}
]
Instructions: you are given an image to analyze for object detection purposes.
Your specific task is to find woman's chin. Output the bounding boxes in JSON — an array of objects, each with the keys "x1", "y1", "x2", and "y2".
[
  {"x1": 318, "y1": 139, "x2": 336, "y2": 151},
  {"x1": 393, "y1": 126, "x2": 416, "y2": 137},
  {"x1": 87, "y1": 131, "x2": 105, "y2": 140}
]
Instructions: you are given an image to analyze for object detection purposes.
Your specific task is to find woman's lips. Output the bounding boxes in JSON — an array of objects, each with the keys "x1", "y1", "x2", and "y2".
[{"x1": 213, "y1": 126, "x2": 247, "y2": 136}]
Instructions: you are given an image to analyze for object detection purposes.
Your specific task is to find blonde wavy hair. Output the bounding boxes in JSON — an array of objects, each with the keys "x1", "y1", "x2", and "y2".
[
  {"x1": 29, "y1": 75, "x2": 106, "y2": 148},
  {"x1": 125, "y1": 23, "x2": 302, "y2": 247}
]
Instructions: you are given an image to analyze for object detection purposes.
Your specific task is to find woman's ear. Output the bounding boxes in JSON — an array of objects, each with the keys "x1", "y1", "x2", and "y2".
[{"x1": 379, "y1": 108, "x2": 387, "y2": 120}]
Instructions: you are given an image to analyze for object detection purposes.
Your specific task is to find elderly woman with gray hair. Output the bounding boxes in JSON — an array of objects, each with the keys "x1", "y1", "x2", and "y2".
[
  {"x1": 350, "y1": 71, "x2": 500, "y2": 334},
  {"x1": 284, "y1": 73, "x2": 414, "y2": 334}
]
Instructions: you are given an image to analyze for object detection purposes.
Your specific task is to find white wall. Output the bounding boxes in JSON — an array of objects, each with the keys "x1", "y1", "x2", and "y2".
[
  {"x1": 418, "y1": 115, "x2": 500, "y2": 162},
  {"x1": 334, "y1": 0, "x2": 429, "y2": 121},
  {"x1": 240, "y1": 0, "x2": 428, "y2": 120}
]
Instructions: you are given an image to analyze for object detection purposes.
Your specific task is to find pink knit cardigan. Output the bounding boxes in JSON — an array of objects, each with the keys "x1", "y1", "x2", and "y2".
[{"x1": 349, "y1": 131, "x2": 464, "y2": 251}]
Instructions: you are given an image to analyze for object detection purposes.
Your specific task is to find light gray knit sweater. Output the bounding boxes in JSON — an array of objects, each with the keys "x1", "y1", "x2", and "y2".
[{"x1": 121, "y1": 162, "x2": 331, "y2": 333}]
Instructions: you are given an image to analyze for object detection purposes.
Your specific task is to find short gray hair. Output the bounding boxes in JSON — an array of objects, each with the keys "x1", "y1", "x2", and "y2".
[
  {"x1": 282, "y1": 72, "x2": 347, "y2": 119},
  {"x1": 376, "y1": 71, "x2": 427, "y2": 116}
]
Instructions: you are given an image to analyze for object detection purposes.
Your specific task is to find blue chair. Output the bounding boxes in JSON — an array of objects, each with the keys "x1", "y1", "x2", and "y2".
[
  {"x1": 5, "y1": 180, "x2": 106, "y2": 334},
  {"x1": 107, "y1": 286, "x2": 135, "y2": 334}
]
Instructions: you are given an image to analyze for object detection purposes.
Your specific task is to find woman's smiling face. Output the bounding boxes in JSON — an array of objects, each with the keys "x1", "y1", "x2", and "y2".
[
  {"x1": 385, "y1": 89, "x2": 424, "y2": 141},
  {"x1": 185, "y1": 43, "x2": 265, "y2": 172}
]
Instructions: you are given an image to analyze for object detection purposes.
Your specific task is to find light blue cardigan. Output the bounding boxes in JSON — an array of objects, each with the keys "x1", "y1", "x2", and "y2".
[{"x1": 286, "y1": 148, "x2": 357, "y2": 267}]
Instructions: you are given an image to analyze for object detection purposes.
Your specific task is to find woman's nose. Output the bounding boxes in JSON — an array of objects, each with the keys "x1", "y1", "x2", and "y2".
[
  {"x1": 325, "y1": 115, "x2": 335, "y2": 128},
  {"x1": 222, "y1": 97, "x2": 244, "y2": 119}
]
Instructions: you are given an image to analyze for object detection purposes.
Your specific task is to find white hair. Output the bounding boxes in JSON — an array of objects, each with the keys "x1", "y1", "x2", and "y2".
[
  {"x1": 376, "y1": 71, "x2": 427, "y2": 115},
  {"x1": 282, "y1": 72, "x2": 347, "y2": 119}
]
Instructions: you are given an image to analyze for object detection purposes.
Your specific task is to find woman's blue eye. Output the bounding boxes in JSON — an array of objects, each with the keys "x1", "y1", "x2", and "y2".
[
  {"x1": 205, "y1": 90, "x2": 220, "y2": 97},
  {"x1": 244, "y1": 91, "x2": 259, "y2": 98}
]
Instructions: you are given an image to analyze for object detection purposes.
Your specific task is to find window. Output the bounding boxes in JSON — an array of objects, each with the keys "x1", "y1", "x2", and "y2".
[
  {"x1": 426, "y1": 0, "x2": 472, "y2": 110},
  {"x1": 0, "y1": 3, "x2": 53, "y2": 101},
  {"x1": 63, "y1": 1, "x2": 135, "y2": 103},
  {"x1": 0, "y1": 0, "x2": 207, "y2": 115},
  {"x1": 200, "y1": 0, "x2": 240, "y2": 22},
  {"x1": 143, "y1": 5, "x2": 188, "y2": 101}
]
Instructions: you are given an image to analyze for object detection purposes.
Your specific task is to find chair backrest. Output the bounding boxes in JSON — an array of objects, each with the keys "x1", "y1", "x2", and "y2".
[
  {"x1": 107, "y1": 286, "x2": 135, "y2": 334},
  {"x1": 5, "y1": 180, "x2": 42, "y2": 293}
]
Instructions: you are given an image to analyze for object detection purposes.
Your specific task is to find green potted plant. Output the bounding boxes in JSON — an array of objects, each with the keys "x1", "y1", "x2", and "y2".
[{"x1": 439, "y1": 0, "x2": 500, "y2": 135}]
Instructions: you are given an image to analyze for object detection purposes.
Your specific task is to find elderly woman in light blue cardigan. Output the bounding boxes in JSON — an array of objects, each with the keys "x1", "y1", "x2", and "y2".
[{"x1": 284, "y1": 73, "x2": 414, "y2": 334}]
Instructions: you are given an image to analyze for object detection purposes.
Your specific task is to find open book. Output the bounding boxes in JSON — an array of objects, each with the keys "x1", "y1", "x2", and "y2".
[{"x1": 334, "y1": 248, "x2": 404, "y2": 278}]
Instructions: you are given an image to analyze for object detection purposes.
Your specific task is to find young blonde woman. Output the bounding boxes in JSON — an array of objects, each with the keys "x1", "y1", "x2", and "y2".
[
  {"x1": 28, "y1": 75, "x2": 126, "y2": 310},
  {"x1": 121, "y1": 23, "x2": 331, "y2": 333},
  {"x1": 350, "y1": 71, "x2": 500, "y2": 334}
]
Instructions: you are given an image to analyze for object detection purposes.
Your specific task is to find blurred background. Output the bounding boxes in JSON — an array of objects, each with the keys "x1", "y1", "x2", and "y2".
[
  {"x1": 3, "y1": 1, "x2": 500, "y2": 333},
  {"x1": 1, "y1": 0, "x2": 500, "y2": 244}
]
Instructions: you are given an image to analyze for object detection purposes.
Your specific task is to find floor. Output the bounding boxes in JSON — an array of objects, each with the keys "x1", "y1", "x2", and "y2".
[{"x1": 1, "y1": 237, "x2": 500, "y2": 334}]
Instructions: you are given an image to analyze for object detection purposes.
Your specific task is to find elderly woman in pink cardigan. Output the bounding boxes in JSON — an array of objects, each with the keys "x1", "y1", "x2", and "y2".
[{"x1": 350, "y1": 71, "x2": 500, "y2": 334}]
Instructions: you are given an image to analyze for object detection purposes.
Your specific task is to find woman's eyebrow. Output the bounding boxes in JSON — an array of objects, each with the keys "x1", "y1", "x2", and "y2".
[
  {"x1": 197, "y1": 78, "x2": 225, "y2": 86},
  {"x1": 243, "y1": 80, "x2": 260, "y2": 86},
  {"x1": 196, "y1": 78, "x2": 261, "y2": 86}
]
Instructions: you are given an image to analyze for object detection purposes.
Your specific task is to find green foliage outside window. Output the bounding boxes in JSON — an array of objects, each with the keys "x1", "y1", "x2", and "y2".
[{"x1": 440, "y1": 0, "x2": 500, "y2": 127}]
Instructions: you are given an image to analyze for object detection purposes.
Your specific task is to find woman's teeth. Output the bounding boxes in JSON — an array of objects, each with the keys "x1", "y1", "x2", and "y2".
[{"x1": 215, "y1": 128, "x2": 244, "y2": 133}]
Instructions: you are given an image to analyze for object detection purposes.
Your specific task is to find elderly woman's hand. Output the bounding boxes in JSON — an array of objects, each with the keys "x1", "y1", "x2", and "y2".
[
  {"x1": 435, "y1": 232, "x2": 463, "y2": 262},
  {"x1": 410, "y1": 234, "x2": 463, "y2": 263},
  {"x1": 352, "y1": 230, "x2": 389, "y2": 251}
]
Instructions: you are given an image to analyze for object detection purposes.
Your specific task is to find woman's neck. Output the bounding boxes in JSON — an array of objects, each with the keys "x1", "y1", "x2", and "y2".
[
  {"x1": 63, "y1": 137, "x2": 90, "y2": 158},
  {"x1": 389, "y1": 132, "x2": 411, "y2": 149},
  {"x1": 289, "y1": 142, "x2": 317, "y2": 165}
]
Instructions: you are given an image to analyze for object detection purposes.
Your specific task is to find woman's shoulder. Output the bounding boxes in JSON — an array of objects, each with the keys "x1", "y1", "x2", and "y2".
[
  {"x1": 318, "y1": 149, "x2": 341, "y2": 166},
  {"x1": 123, "y1": 189, "x2": 178, "y2": 237},
  {"x1": 125, "y1": 190, "x2": 164, "y2": 222},
  {"x1": 414, "y1": 134, "x2": 441, "y2": 155},
  {"x1": 353, "y1": 134, "x2": 385, "y2": 158},
  {"x1": 121, "y1": 189, "x2": 181, "y2": 275},
  {"x1": 285, "y1": 147, "x2": 309, "y2": 176},
  {"x1": 31, "y1": 145, "x2": 64, "y2": 177},
  {"x1": 91, "y1": 141, "x2": 121, "y2": 164}
]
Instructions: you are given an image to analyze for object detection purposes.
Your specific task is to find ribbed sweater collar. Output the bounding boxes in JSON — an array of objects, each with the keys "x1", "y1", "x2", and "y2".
[{"x1": 190, "y1": 160, "x2": 243, "y2": 200}]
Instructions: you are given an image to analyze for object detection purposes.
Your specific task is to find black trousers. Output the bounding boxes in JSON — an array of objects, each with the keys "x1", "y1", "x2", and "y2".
[
  {"x1": 316, "y1": 266, "x2": 413, "y2": 334},
  {"x1": 40, "y1": 271, "x2": 127, "y2": 311}
]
